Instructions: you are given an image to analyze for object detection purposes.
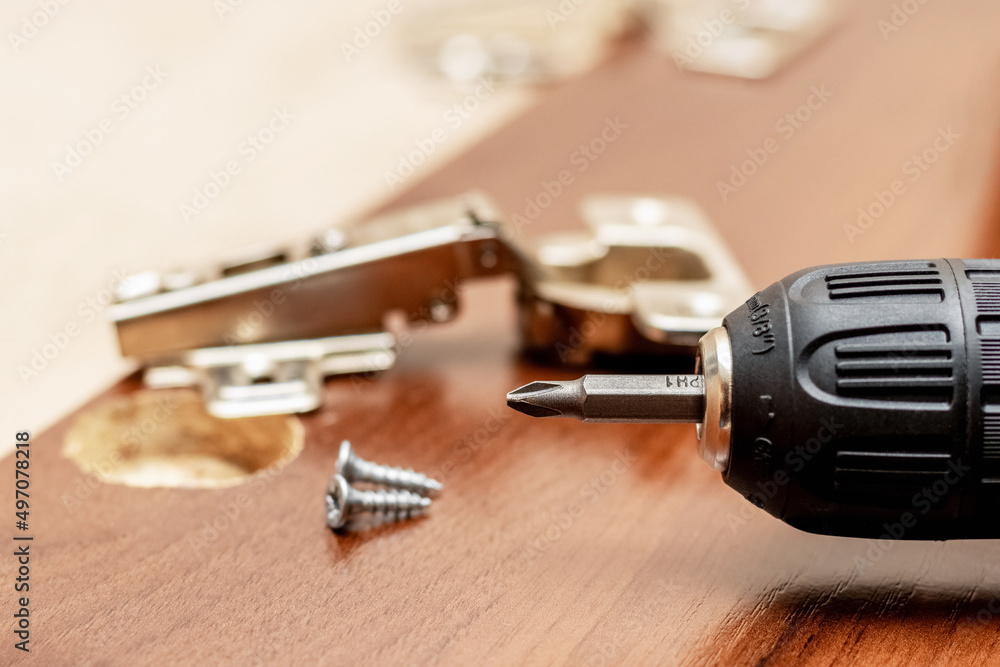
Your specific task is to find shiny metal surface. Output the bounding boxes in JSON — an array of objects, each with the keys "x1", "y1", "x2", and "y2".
[
  {"x1": 111, "y1": 192, "x2": 520, "y2": 358},
  {"x1": 113, "y1": 191, "x2": 749, "y2": 419},
  {"x1": 505, "y1": 326, "x2": 734, "y2": 471},
  {"x1": 336, "y1": 440, "x2": 442, "y2": 497},
  {"x1": 519, "y1": 195, "x2": 752, "y2": 363},
  {"x1": 507, "y1": 374, "x2": 705, "y2": 423},
  {"x1": 143, "y1": 333, "x2": 396, "y2": 419},
  {"x1": 399, "y1": 0, "x2": 631, "y2": 86},
  {"x1": 643, "y1": 0, "x2": 841, "y2": 79},
  {"x1": 325, "y1": 473, "x2": 432, "y2": 531},
  {"x1": 112, "y1": 192, "x2": 524, "y2": 418},
  {"x1": 696, "y1": 325, "x2": 732, "y2": 472}
]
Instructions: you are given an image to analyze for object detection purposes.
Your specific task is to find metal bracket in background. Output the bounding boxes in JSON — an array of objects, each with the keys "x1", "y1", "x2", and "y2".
[
  {"x1": 399, "y1": 0, "x2": 633, "y2": 86},
  {"x1": 143, "y1": 334, "x2": 397, "y2": 419},
  {"x1": 109, "y1": 190, "x2": 751, "y2": 416},
  {"x1": 110, "y1": 193, "x2": 522, "y2": 418},
  {"x1": 519, "y1": 194, "x2": 753, "y2": 365},
  {"x1": 643, "y1": 0, "x2": 841, "y2": 79}
]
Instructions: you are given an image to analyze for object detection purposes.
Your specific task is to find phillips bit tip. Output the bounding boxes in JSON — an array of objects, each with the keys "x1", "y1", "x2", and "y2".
[
  {"x1": 506, "y1": 381, "x2": 581, "y2": 418},
  {"x1": 506, "y1": 375, "x2": 706, "y2": 423}
]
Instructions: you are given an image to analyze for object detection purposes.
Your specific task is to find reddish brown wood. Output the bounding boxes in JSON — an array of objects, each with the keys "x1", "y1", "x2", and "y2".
[{"x1": 7, "y1": 1, "x2": 1000, "y2": 664}]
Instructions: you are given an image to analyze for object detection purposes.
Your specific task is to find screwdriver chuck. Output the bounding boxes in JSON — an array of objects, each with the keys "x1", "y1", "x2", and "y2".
[{"x1": 509, "y1": 259, "x2": 1000, "y2": 540}]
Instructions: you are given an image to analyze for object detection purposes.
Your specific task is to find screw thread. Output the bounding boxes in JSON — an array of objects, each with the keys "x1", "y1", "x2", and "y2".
[
  {"x1": 347, "y1": 456, "x2": 443, "y2": 497},
  {"x1": 346, "y1": 486, "x2": 431, "y2": 523}
]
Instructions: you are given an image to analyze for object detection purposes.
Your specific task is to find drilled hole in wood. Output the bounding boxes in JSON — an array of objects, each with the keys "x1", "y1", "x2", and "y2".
[{"x1": 62, "y1": 389, "x2": 303, "y2": 489}]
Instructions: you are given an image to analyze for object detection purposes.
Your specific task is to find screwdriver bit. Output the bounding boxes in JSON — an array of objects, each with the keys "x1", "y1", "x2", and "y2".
[
  {"x1": 508, "y1": 258, "x2": 1000, "y2": 541},
  {"x1": 507, "y1": 375, "x2": 705, "y2": 422}
]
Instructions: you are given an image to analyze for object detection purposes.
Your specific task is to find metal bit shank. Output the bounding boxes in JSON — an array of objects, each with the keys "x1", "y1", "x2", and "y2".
[{"x1": 506, "y1": 375, "x2": 705, "y2": 423}]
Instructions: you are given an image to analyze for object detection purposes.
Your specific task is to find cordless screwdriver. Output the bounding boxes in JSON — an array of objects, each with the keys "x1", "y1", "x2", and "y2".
[{"x1": 506, "y1": 259, "x2": 1000, "y2": 540}]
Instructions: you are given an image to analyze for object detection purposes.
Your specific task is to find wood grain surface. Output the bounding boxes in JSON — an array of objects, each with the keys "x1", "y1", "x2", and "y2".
[{"x1": 7, "y1": 1, "x2": 1000, "y2": 664}]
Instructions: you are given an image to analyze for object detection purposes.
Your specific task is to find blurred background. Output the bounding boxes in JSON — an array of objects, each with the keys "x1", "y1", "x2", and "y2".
[
  {"x1": 11, "y1": 4, "x2": 1000, "y2": 660},
  {"x1": 4, "y1": 0, "x2": 1000, "y2": 451},
  {"x1": 2, "y1": 0, "x2": 545, "y2": 438}
]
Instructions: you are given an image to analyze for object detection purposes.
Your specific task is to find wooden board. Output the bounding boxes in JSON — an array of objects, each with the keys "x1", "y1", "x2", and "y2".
[{"x1": 7, "y1": 0, "x2": 1000, "y2": 664}]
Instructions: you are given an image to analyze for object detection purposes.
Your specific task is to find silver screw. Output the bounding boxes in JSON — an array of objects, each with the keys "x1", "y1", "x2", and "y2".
[
  {"x1": 336, "y1": 440, "x2": 443, "y2": 497},
  {"x1": 325, "y1": 474, "x2": 431, "y2": 530}
]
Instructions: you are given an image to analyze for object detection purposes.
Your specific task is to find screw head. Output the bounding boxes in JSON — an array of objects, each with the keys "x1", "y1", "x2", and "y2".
[
  {"x1": 335, "y1": 440, "x2": 353, "y2": 476},
  {"x1": 325, "y1": 474, "x2": 351, "y2": 529}
]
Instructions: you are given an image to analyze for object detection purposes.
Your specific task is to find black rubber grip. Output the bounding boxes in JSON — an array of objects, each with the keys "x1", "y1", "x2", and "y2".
[{"x1": 722, "y1": 258, "x2": 1000, "y2": 539}]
